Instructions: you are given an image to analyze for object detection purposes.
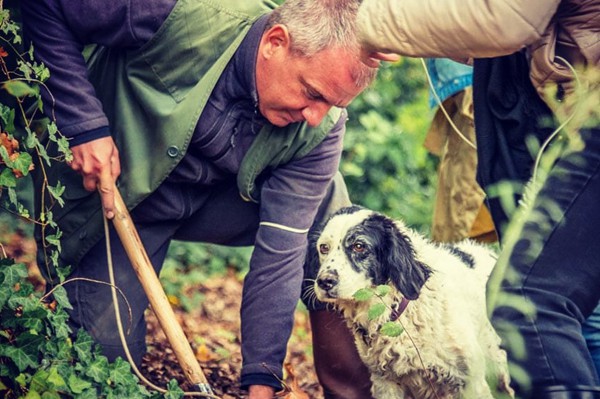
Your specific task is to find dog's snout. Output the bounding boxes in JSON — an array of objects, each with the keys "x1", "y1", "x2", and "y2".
[{"x1": 317, "y1": 271, "x2": 339, "y2": 291}]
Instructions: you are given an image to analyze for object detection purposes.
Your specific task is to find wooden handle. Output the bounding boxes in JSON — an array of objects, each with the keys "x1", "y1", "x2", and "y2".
[{"x1": 111, "y1": 189, "x2": 211, "y2": 391}]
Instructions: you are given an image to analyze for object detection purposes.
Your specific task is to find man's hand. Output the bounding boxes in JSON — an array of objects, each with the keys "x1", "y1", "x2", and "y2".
[
  {"x1": 248, "y1": 385, "x2": 275, "y2": 399},
  {"x1": 361, "y1": 49, "x2": 401, "y2": 67},
  {"x1": 69, "y1": 136, "x2": 121, "y2": 219}
]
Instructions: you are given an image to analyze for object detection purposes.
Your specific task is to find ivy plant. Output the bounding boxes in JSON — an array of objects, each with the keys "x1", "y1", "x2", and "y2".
[{"x1": 0, "y1": 6, "x2": 184, "y2": 398}]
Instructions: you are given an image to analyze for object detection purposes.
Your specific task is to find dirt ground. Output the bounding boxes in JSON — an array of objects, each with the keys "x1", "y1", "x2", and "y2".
[
  {"x1": 141, "y1": 269, "x2": 324, "y2": 399},
  {"x1": 2, "y1": 227, "x2": 324, "y2": 399}
]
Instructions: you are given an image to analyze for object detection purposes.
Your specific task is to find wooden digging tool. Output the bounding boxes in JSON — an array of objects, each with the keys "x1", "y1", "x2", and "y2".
[{"x1": 110, "y1": 187, "x2": 213, "y2": 395}]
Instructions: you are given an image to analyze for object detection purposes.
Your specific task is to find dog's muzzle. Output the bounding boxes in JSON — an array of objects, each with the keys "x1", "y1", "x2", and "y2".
[{"x1": 316, "y1": 270, "x2": 339, "y2": 299}]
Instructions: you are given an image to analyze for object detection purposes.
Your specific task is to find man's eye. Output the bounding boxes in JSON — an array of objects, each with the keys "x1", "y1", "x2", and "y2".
[
  {"x1": 319, "y1": 244, "x2": 330, "y2": 254},
  {"x1": 306, "y1": 89, "x2": 322, "y2": 101},
  {"x1": 352, "y1": 242, "x2": 365, "y2": 253}
]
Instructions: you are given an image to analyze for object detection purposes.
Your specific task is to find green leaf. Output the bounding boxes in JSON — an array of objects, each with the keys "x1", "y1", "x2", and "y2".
[
  {"x1": 5, "y1": 345, "x2": 39, "y2": 372},
  {"x1": 77, "y1": 388, "x2": 100, "y2": 399},
  {"x1": 40, "y1": 391, "x2": 61, "y2": 399},
  {"x1": 84, "y1": 356, "x2": 109, "y2": 383},
  {"x1": 368, "y1": 303, "x2": 386, "y2": 320},
  {"x1": 46, "y1": 367, "x2": 66, "y2": 389},
  {"x1": 47, "y1": 183, "x2": 65, "y2": 207},
  {"x1": 68, "y1": 373, "x2": 92, "y2": 394},
  {"x1": 21, "y1": 308, "x2": 47, "y2": 332},
  {"x1": 165, "y1": 379, "x2": 185, "y2": 399},
  {"x1": 108, "y1": 358, "x2": 133, "y2": 386},
  {"x1": 12, "y1": 152, "x2": 33, "y2": 176},
  {"x1": 380, "y1": 322, "x2": 404, "y2": 337},
  {"x1": 44, "y1": 234, "x2": 61, "y2": 247},
  {"x1": 0, "y1": 167, "x2": 17, "y2": 188},
  {"x1": 0, "y1": 105, "x2": 15, "y2": 134},
  {"x1": 375, "y1": 285, "x2": 392, "y2": 297},
  {"x1": 50, "y1": 285, "x2": 72, "y2": 310},
  {"x1": 48, "y1": 310, "x2": 71, "y2": 339},
  {"x1": 353, "y1": 288, "x2": 374, "y2": 302},
  {"x1": 15, "y1": 372, "x2": 29, "y2": 386},
  {"x1": 73, "y1": 330, "x2": 94, "y2": 364},
  {"x1": 3, "y1": 81, "x2": 38, "y2": 98},
  {"x1": 1, "y1": 263, "x2": 28, "y2": 287},
  {"x1": 23, "y1": 390, "x2": 42, "y2": 399}
]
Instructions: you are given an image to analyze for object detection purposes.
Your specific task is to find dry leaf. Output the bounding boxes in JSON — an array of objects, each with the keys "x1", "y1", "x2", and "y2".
[
  {"x1": 195, "y1": 343, "x2": 217, "y2": 362},
  {"x1": 278, "y1": 363, "x2": 309, "y2": 399}
]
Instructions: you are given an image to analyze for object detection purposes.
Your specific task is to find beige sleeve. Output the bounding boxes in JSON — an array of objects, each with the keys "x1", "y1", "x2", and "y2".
[{"x1": 357, "y1": 0, "x2": 560, "y2": 59}]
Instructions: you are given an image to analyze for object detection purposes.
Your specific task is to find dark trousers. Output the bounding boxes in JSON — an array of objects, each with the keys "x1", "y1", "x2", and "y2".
[
  {"x1": 64, "y1": 178, "x2": 260, "y2": 363},
  {"x1": 490, "y1": 127, "x2": 600, "y2": 393},
  {"x1": 64, "y1": 173, "x2": 349, "y2": 364}
]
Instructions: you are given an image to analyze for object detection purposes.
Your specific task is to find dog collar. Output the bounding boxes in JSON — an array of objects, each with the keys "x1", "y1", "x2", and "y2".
[{"x1": 390, "y1": 297, "x2": 410, "y2": 322}]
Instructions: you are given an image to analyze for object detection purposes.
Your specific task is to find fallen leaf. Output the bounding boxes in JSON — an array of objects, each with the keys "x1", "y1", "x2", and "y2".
[{"x1": 278, "y1": 363, "x2": 309, "y2": 399}]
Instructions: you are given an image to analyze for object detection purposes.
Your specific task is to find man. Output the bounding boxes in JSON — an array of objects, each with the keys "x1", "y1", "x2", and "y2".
[{"x1": 21, "y1": 1, "x2": 378, "y2": 397}]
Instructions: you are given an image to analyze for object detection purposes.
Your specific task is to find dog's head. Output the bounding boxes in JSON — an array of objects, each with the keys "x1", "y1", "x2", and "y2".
[{"x1": 309, "y1": 206, "x2": 432, "y2": 302}]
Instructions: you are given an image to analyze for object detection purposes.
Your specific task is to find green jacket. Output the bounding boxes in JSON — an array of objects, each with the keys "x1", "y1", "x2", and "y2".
[{"x1": 35, "y1": 0, "x2": 340, "y2": 283}]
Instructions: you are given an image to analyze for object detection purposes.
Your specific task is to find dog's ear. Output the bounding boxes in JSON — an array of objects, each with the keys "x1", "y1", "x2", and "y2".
[
  {"x1": 304, "y1": 223, "x2": 323, "y2": 276},
  {"x1": 384, "y1": 222, "x2": 432, "y2": 300}
]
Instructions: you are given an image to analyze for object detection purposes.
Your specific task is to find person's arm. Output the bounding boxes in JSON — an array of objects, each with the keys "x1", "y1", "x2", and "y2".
[
  {"x1": 21, "y1": 0, "x2": 173, "y2": 217},
  {"x1": 357, "y1": 0, "x2": 561, "y2": 59},
  {"x1": 240, "y1": 113, "x2": 347, "y2": 392}
]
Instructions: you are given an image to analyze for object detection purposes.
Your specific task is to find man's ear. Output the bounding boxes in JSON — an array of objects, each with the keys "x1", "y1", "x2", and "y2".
[{"x1": 260, "y1": 24, "x2": 291, "y2": 59}]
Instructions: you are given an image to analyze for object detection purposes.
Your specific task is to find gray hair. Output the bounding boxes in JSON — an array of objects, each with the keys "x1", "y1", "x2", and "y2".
[{"x1": 266, "y1": 0, "x2": 377, "y2": 88}]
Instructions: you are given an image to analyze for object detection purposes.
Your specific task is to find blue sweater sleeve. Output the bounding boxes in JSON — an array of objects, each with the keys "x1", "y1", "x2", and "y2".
[
  {"x1": 20, "y1": 0, "x2": 174, "y2": 140},
  {"x1": 240, "y1": 111, "x2": 347, "y2": 389}
]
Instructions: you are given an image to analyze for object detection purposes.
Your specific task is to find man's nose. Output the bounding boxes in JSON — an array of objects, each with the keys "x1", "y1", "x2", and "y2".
[{"x1": 302, "y1": 103, "x2": 332, "y2": 127}]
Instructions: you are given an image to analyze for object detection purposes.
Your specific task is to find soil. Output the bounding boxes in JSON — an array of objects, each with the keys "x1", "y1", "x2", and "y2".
[
  {"x1": 141, "y1": 269, "x2": 325, "y2": 399},
  {"x1": 1, "y1": 223, "x2": 325, "y2": 399}
]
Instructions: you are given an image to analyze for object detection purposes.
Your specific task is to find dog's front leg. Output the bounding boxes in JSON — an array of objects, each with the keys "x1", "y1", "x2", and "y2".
[{"x1": 370, "y1": 373, "x2": 407, "y2": 399}]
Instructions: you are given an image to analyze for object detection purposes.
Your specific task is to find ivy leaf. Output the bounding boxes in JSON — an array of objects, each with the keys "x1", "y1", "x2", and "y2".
[
  {"x1": 84, "y1": 356, "x2": 109, "y2": 383},
  {"x1": 0, "y1": 285, "x2": 10, "y2": 310},
  {"x1": 73, "y1": 330, "x2": 93, "y2": 364},
  {"x1": 4, "y1": 344, "x2": 39, "y2": 371},
  {"x1": 23, "y1": 389, "x2": 41, "y2": 399},
  {"x1": 108, "y1": 358, "x2": 133, "y2": 386},
  {"x1": 68, "y1": 373, "x2": 92, "y2": 394},
  {"x1": 3, "y1": 80, "x2": 38, "y2": 98},
  {"x1": 44, "y1": 234, "x2": 61, "y2": 247},
  {"x1": 0, "y1": 104, "x2": 15, "y2": 134},
  {"x1": 353, "y1": 288, "x2": 374, "y2": 302},
  {"x1": 12, "y1": 152, "x2": 33, "y2": 176},
  {"x1": 47, "y1": 183, "x2": 65, "y2": 207},
  {"x1": 1, "y1": 263, "x2": 28, "y2": 286},
  {"x1": 48, "y1": 311, "x2": 71, "y2": 339},
  {"x1": 165, "y1": 379, "x2": 185, "y2": 399},
  {"x1": 379, "y1": 322, "x2": 404, "y2": 337},
  {"x1": 0, "y1": 167, "x2": 17, "y2": 188},
  {"x1": 47, "y1": 367, "x2": 67, "y2": 389},
  {"x1": 368, "y1": 303, "x2": 386, "y2": 320},
  {"x1": 57, "y1": 137, "x2": 72, "y2": 161},
  {"x1": 50, "y1": 285, "x2": 72, "y2": 310},
  {"x1": 21, "y1": 307, "x2": 47, "y2": 332},
  {"x1": 77, "y1": 388, "x2": 100, "y2": 399}
]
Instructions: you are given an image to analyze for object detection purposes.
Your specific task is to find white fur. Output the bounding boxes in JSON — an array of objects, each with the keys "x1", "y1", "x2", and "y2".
[{"x1": 311, "y1": 208, "x2": 513, "y2": 399}]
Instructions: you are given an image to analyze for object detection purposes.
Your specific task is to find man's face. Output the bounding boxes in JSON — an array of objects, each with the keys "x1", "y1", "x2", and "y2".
[{"x1": 256, "y1": 25, "x2": 365, "y2": 127}]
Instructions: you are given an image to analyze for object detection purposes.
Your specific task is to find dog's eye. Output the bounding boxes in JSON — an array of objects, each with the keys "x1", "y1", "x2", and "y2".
[
  {"x1": 319, "y1": 244, "x2": 330, "y2": 255},
  {"x1": 352, "y1": 242, "x2": 365, "y2": 253}
]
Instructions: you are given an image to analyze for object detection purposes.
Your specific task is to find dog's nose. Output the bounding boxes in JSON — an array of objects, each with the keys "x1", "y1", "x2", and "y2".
[{"x1": 317, "y1": 273, "x2": 338, "y2": 291}]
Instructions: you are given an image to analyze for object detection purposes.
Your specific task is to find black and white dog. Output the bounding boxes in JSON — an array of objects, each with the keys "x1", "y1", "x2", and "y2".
[{"x1": 305, "y1": 206, "x2": 513, "y2": 399}]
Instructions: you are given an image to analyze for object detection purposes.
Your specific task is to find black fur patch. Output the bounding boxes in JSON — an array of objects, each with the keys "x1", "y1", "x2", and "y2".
[
  {"x1": 445, "y1": 245, "x2": 476, "y2": 268},
  {"x1": 348, "y1": 212, "x2": 432, "y2": 300}
]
